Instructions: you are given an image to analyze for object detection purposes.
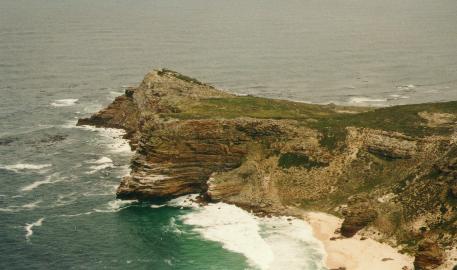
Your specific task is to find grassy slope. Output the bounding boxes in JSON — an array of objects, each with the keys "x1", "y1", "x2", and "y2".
[
  {"x1": 153, "y1": 79, "x2": 457, "y2": 251},
  {"x1": 165, "y1": 96, "x2": 457, "y2": 148}
]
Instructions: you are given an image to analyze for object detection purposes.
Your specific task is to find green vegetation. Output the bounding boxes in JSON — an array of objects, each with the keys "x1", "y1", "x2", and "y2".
[
  {"x1": 158, "y1": 69, "x2": 204, "y2": 85},
  {"x1": 164, "y1": 95, "x2": 457, "y2": 149},
  {"x1": 278, "y1": 152, "x2": 328, "y2": 169},
  {"x1": 168, "y1": 96, "x2": 342, "y2": 120},
  {"x1": 314, "y1": 101, "x2": 457, "y2": 137}
]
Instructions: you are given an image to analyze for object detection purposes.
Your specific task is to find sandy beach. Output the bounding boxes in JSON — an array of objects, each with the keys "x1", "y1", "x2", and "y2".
[{"x1": 303, "y1": 212, "x2": 414, "y2": 270}]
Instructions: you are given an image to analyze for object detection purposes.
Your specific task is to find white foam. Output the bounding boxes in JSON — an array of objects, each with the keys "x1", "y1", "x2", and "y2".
[
  {"x1": 25, "y1": 217, "x2": 44, "y2": 241},
  {"x1": 150, "y1": 204, "x2": 166, "y2": 209},
  {"x1": 110, "y1": 91, "x2": 124, "y2": 97},
  {"x1": 175, "y1": 200, "x2": 326, "y2": 270},
  {"x1": 60, "y1": 211, "x2": 94, "y2": 217},
  {"x1": 51, "y1": 99, "x2": 79, "y2": 107},
  {"x1": 0, "y1": 200, "x2": 42, "y2": 212},
  {"x1": 164, "y1": 259, "x2": 173, "y2": 266},
  {"x1": 55, "y1": 193, "x2": 77, "y2": 206},
  {"x1": 66, "y1": 122, "x2": 132, "y2": 155},
  {"x1": 164, "y1": 217, "x2": 184, "y2": 235},
  {"x1": 284, "y1": 98, "x2": 313, "y2": 104},
  {"x1": 86, "y1": 156, "x2": 114, "y2": 174},
  {"x1": 98, "y1": 128, "x2": 132, "y2": 154},
  {"x1": 0, "y1": 163, "x2": 52, "y2": 173},
  {"x1": 90, "y1": 157, "x2": 113, "y2": 164},
  {"x1": 348, "y1": 97, "x2": 387, "y2": 105},
  {"x1": 397, "y1": 84, "x2": 416, "y2": 91},
  {"x1": 260, "y1": 216, "x2": 326, "y2": 270},
  {"x1": 118, "y1": 165, "x2": 132, "y2": 177},
  {"x1": 167, "y1": 194, "x2": 201, "y2": 208},
  {"x1": 82, "y1": 184, "x2": 118, "y2": 196},
  {"x1": 94, "y1": 199, "x2": 137, "y2": 213},
  {"x1": 389, "y1": 94, "x2": 409, "y2": 99},
  {"x1": 21, "y1": 174, "x2": 62, "y2": 192},
  {"x1": 81, "y1": 103, "x2": 104, "y2": 113},
  {"x1": 87, "y1": 163, "x2": 114, "y2": 174},
  {"x1": 181, "y1": 203, "x2": 274, "y2": 269},
  {"x1": 22, "y1": 200, "x2": 42, "y2": 209}
]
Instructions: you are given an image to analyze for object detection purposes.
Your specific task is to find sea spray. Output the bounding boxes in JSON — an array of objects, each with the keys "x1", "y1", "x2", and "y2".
[
  {"x1": 50, "y1": 99, "x2": 79, "y2": 107},
  {"x1": 63, "y1": 121, "x2": 132, "y2": 155},
  {"x1": 93, "y1": 199, "x2": 138, "y2": 213},
  {"x1": 260, "y1": 216, "x2": 327, "y2": 270},
  {"x1": 182, "y1": 202, "x2": 274, "y2": 269},
  {"x1": 86, "y1": 156, "x2": 114, "y2": 174},
  {"x1": 168, "y1": 195, "x2": 327, "y2": 270}
]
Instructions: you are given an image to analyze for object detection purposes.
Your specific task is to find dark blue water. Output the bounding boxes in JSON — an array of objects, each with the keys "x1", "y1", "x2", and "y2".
[{"x1": 1, "y1": 0, "x2": 457, "y2": 269}]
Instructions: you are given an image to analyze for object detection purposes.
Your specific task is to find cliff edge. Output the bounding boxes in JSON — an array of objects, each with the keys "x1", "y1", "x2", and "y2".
[{"x1": 78, "y1": 69, "x2": 457, "y2": 269}]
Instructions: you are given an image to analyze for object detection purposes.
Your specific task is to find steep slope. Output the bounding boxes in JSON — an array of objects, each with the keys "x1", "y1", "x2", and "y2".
[{"x1": 78, "y1": 69, "x2": 457, "y2": 269}]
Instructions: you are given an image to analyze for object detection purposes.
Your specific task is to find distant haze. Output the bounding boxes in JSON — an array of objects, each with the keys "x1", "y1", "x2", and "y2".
[{"x1": 1, "y1": 0, "x2": 457, "y2": 106}]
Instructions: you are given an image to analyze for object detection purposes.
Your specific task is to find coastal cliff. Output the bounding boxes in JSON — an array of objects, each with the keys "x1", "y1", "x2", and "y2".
[{"x1": 78, "y1": 69, "x2": 457, "y2": 269}]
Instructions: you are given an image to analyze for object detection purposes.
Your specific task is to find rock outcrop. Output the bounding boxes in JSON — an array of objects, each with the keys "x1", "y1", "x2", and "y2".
[
  {"x1": 341, "y1": 200, "x2": 378, "y2": 237},
  {"x1": 414, "y1": 240, "x2": 444, "y2": 270},
  {"x1": 79, "y1": 69, "x2": 457, "y2": 268}
]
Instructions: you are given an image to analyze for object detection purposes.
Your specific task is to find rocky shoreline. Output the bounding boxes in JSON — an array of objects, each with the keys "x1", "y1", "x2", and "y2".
[{"x1": 78, "y1": 69, "x2": 457, "y2": 269}]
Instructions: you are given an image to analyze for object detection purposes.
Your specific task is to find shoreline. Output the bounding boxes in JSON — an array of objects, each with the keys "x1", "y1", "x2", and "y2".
[
  {"x1": 302, "y1": 211, "x2": 413, "y2": 270},
  {"x1": 208, "y1": 200, "x2": 415, "y2": 270},
  {"x1": 79, "y1": 69, "x2": 457, "y2": 269}
]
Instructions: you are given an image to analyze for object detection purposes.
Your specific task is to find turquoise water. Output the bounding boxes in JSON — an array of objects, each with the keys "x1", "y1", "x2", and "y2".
[
  {"x1": 0, "y1": 119, "x2": 325, "y2": 269},
  {"x1": 0, "y1": 117, "x2": 249, "y2": 269},
  {"x1": 1, "y1": 0, "x2": 457, "y2": 269}
]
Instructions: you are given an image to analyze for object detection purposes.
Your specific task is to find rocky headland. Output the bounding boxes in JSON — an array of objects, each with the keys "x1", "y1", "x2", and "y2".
[{"x1": 78, "y1": 69, "x2": 457, "y2": 270}]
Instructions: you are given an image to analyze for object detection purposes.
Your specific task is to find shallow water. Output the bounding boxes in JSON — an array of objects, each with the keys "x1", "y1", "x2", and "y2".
[{"x1": 1, "y1": 0, "x2": 457, "y2": 269}]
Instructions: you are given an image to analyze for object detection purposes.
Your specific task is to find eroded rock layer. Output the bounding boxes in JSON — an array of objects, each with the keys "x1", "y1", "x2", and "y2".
[{"x1": 79, "y1": 69, "x2": 457, "y2": 268}]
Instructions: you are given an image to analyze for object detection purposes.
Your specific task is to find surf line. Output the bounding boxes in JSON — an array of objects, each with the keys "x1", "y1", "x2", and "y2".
[{"x1": 25, "y1": 217, "x2": 45, "y2": 242}]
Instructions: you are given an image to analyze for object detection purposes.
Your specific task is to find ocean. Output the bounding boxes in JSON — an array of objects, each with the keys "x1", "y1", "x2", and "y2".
[{"x1": 1, "y1": 0, "x2": 456, "y2": 269}]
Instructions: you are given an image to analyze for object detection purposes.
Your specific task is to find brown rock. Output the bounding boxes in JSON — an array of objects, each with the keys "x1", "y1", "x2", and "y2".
[
  {"x1": 79, "y1": 69, "x2": 457, "y2": 270},
  {"x1": 341, "y1": 202, "x2": 378, "y2": 237},
  {"x1": 451, "y1": 182, "x2": 457, "y2": 198},
  {"x1": 414, "y1": 239, "x2": 444, "y2": 270}
]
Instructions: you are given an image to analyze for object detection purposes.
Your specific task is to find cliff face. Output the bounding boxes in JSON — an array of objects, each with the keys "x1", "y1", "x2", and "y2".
[{"x1": 78, "y1": 69, "x2": 457, "y2": 268}]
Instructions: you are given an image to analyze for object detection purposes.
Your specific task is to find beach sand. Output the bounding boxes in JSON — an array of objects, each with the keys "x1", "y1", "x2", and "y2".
[{"x1": 303, "y1": 212, "x2": 414, "y2": 270}]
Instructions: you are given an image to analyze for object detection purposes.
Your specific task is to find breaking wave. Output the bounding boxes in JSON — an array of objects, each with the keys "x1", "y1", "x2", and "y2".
[
  {"x1": 86, "y1": 156, "x2": 114, "y2": 174},
  {"x1": 169, "y1": 195, "x2": 326, "y2": 270},
  {"x1": 182, "y1": 202, "x2": 274, "y2": 269},
  {"x1": 348, "y1": 97, "x2": 387, "y2": 105},
  {"x1": 21, "y1": 174, "x2": 63, "y2": 192},
  {"x1": 63, "y1": 121, "x2": 131, "y2": 155},
  {"x1": 93, "y1": 199, "x2": 137, "y2": 213},
  {"x1": 25, "y1": 217, "x2": 44, "y2": 241},
  {"x1": 0, "y1": 201, "x2": 42, "y2": 213},
  {"x1": 0, "y1": 163, "x2": 52, "y2": 173},
  {"x1": 50, "y1": 99, "x2": 79, "y2": 107}
]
